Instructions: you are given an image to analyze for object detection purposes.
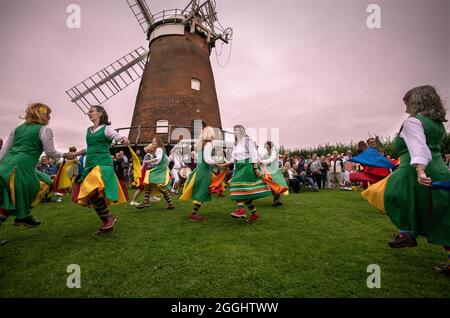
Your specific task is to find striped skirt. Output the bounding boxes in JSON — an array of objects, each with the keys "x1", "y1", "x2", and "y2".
[{"x1": 229, "y1": 160, "x2": 271, "y2": 201}]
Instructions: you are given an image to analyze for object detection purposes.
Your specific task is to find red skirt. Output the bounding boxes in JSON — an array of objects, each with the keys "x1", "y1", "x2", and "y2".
[
  {"x1": 349, "y1": 172, "x2": 384, "y2": 189},
  {"x1": 119, "y1": 179, "x2": 129, "y2": 200},
  {"x1": 71, "y1": 182, "x2": 81, "y2": 203},
  {"x1": 139, "y1": 165, "x2": 148, "y2": 191}
]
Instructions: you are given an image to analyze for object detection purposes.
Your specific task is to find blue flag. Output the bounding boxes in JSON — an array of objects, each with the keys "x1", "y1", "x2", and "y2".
[
  {"x1": 350, "y1": 147, "x2": 396, "y2": 169},
  {"x1": 431, "y1": 181, "x2": 450, "y2": 192}
]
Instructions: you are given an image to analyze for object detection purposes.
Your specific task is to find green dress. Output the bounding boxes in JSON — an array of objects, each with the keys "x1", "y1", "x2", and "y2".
[
  {"x1": 79, "y1": 126, "x2": 121, "y2": 203},
  {"x1": 146, "y1": 147, "x2": 170, "y2": 187},
  {"x1": 260, "y1": 149, "x2": 288, "y2": 189},
  {"x1": 384, "y1": 115, "x2": 450, "y2": 246},
  {"x1": 180, "y1": 144, "x2": 213, "y2": 203},
  {"x1": 0, "y1": 123, "x2": 45, "y2": 219}
]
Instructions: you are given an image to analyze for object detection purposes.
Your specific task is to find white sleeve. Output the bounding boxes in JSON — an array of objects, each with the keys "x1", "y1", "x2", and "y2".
[
  {"x1": 230, "y1": 147, "x2": 237, "y2": 163},
  {"x1": 40, "y1": 126, "x2": 63, "y2": 160},
  {"x1": 154, "y1": 148, "x2": 163, "y2": 164},
  {"x1": 248, "y1": 138, "x2": 259, "y2": 163},
  {"x1": 104, "y1": 125, "x2": 124, "y2": 143},
  {"x1": 262, "y1": 149, "x2": 277, "y2": 165},
  {"x1": 399, "y1": 117, "x2": 432, "y2": 166},
  {"x1": 203, "y1": 142, "x2": 215, "y2": 165},
  {"x1": 0, "y1": 128, "x2": 15, "y2": 161}
]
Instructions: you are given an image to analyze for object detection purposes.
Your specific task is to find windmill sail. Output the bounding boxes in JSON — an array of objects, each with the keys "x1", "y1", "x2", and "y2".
[
  {"x1": 66, "y1": 47, "x2": 149, "y2": 114},
  {"x1": 126, "y1": 0, "x2": 154, "y2": 33}
]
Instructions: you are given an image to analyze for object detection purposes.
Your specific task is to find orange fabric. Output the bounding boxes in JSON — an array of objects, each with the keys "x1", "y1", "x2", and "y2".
[
  {"x1": 209, "y1": 168, "x2": 228, "y2": 191},
  {"x1": 261, "y1": 174, "x2": 288, "y2": 195}
]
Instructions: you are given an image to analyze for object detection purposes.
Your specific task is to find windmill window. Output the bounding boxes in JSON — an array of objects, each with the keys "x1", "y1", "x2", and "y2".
[
  {"x1": 191, "y1": 78, "x2": 201, "y2": 91},
  {"x1": 156, "y1": 120, "x2": 169, "y2": 133}
]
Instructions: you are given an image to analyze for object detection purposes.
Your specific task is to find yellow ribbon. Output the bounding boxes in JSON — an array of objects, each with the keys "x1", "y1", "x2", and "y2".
[{"x1": 128, "y1": 146, "x2": 142, "y2": 187}]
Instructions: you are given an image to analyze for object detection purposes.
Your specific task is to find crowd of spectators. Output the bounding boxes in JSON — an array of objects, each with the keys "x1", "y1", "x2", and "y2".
[{"x1": 1, "y1": 135, "x2": 449, "y2": 200}]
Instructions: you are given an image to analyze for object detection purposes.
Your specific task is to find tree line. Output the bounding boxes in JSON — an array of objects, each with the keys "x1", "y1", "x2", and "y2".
[{"x1": 281, "y1": 132, "x2": 450, "y2": 159}]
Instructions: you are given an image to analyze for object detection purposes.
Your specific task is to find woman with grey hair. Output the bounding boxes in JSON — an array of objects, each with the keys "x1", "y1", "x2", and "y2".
[
  {"x1": 227, "y1": 125, "x2": 271, "y2": 223},
  {"x1": 362, "y1": 85, "x2": 450, "y2": 276}
]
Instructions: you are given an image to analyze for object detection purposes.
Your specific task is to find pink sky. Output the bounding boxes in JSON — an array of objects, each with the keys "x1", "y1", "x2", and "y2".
[{"x1": 0, "y1": 0, "x2": 448, "y2": 151}]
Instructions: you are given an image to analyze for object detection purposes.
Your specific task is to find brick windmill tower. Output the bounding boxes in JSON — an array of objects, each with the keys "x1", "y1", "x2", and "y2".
[{"x1": 66, "y1": 0, "x2": 232, "y2": 145}]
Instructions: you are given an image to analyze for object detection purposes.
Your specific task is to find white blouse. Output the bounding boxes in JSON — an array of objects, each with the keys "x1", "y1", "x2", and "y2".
[
  {"x1": 287, "y1": 169, "x2": 294, "y2": 180},
  {"x1": 203, "y1": 142, "x2": 216, "y2": 165},
  {"x1": 231, "y1": 136, "x2": 259, "y2": 163},
  {"x1": 260, "y1": 148, "x2": 278, "y2": 165},
  {"x1": 0, "y1": 126, "x2": 62, "y2": 161},
  {"x1": 153, "y1": 147, "x2": 164, "y2": 165},
  {"x1": 399, "y1": 117, "x2": 432, "y2": 166}
]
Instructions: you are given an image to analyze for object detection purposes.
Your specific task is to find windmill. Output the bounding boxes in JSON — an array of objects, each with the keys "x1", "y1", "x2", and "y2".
[{"x1": 66, "y1": 0, "x2": 233, "y2": 146}]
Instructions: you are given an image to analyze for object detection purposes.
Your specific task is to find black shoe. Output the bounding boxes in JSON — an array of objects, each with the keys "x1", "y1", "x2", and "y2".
[
  {"x1": 433, "y1": 264, "x2": 450, "y2": 277},
  {"x1": 388, "y1": 233, "x2": 417, "y2": 248},
  {"x1": 13, "y1": 216, "x2": 41, "y2": 228},
  {"x1": 0, "y1": 237, "x2": 9, "y2": 246},
  {"x1": 272, "y1": 201, "x2": 282, "y2": 207}
]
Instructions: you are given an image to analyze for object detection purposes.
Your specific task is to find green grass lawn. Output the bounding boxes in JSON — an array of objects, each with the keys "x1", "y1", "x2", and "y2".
[{"x1": 0, "y1": 188, "x2": 448, "y2": 298}]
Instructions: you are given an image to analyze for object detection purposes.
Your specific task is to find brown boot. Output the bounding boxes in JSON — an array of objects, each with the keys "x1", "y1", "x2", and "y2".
[
  {"x1": 189, "y1": 212, "x2": 207, "y2": 222},
  {"x1": 93, "y1": 214, "x2": 116, "y2": 236},
  {"x1": 388, "y1": 233, "x2": 417, "y2": 248}
]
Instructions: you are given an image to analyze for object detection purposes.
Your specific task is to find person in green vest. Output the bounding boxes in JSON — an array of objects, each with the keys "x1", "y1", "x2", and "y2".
[
  {"x1": 0, "y1": 103, "x2": 70, "y2": 245},
  {"x1": 68, "y1": 105, "x2": 129, "y2": 235},
  {"x1": 136, "y1": 137, "x2": 175, "y2": 210},
  {"x1": 362, "y1": 85, "x2": 450, "y2": 276},
  {"x1": 180, "y1": 126, "x2": 226, "y2": 221}
]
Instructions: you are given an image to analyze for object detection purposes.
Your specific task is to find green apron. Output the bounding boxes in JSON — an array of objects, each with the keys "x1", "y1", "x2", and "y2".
[
  {"x1": 182, "y1": 145, "x2": 213, "y2": 203},
  {"x1": 147, "y1": 147, "x2": 170, "y2": 188},
  {"x1": 260, "y1": 149, "x2": 288, "y2": 188},
  {"x1": 0, "y1": 123, "x2": 44, "y2": 218},
  {"x1": 385, "y1": 115, "x2": 450, "y2": 245},
  {"x1": 81, "y1": 126, "x2": 119, "y2": 201}
]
